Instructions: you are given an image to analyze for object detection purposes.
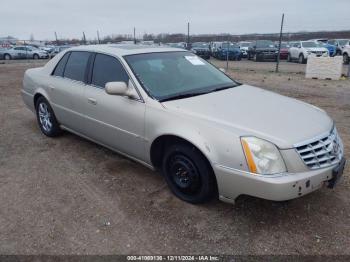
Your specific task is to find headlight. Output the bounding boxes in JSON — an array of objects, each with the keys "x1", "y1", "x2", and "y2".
[{"x1": 241, "y1": 137, "x2": 286, "y2": 175}]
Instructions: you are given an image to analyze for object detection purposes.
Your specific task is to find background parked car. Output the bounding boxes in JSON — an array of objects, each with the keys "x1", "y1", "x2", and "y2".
[
  {"x1": 213, "y1": 42, "x2": 242, "y2": 61},
  {"x1": 247, "y1": 40, "x2": 278, "y2": 62},
  {"x1": 0, "y1": 47, "x2": 22, "y2": 60},
  {"x1": 342, "y1": 46, "x2": 350, "y2": 64},
  {"x1": 288, "y1": 41, "x2": 329, "y2": 64},
  {"x1": 50, "y1": 45, "x2": 71, "y2": 58},
  {"x1": 190, "y1": 42, "x2": 211, "y2": 59},
  {"x1": 5, "y1": 46, "x2": 49, "y2": 60},
  {"x1": 0, "y1": 48, "x2": 9, "y2": 60},
  {"x1": 277, "y1": 42, "x2": 290, "y2": 60},
  {"x1": 238, "y1": 41, "x2": 251, "y2": 58},
  {"x1": 166, "y1": 42, "x2": 187, "y2": 49},
  {"x1": 310, "y1": 39, "x2": 336, "y2": 57},
  {"x1": 328, "y1": 39, "x2": 350, "y2": 55}
]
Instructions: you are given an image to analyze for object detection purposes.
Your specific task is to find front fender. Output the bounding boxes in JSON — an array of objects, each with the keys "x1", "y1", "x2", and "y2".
[{"x1": 145, "y1": 103, "x2": 249, "y2": 172}]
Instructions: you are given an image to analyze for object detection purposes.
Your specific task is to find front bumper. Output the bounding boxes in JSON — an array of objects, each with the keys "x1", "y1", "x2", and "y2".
[
  {"x1": 214, "y1": 159, "x2": 346, "y2": 204},
  {"x1": 257, "y1": 52, "x2": 278, "y2": 60},
  {"x1": 39, "y1": 54, "x2": 49, "y2": 59}
]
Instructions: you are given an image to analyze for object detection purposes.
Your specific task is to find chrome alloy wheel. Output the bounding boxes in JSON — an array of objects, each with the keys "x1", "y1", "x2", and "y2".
[{"x1": 38, "y1": 102, "x2": 52, "y2": 132}]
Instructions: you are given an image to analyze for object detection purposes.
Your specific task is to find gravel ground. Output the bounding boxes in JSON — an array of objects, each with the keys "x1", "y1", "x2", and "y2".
[{"x1": 0, "y1": 59, "x2": 349, "y2": 255}]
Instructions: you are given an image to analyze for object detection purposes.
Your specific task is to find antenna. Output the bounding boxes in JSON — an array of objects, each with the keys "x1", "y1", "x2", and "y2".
[{"x1": 97, "y1": 30, "x2": 101, "y2": 44}]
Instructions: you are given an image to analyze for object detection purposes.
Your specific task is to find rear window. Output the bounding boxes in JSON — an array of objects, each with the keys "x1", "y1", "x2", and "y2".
[
  {"x1": 52, "y1": 52, "x2": 70, "y2": 77},
  {"x1": 91, "y1": 54, "x2": 129, "y2": 88},
  {"x1": 64, "y1": 51, "x2": 91, "y2": 82}
]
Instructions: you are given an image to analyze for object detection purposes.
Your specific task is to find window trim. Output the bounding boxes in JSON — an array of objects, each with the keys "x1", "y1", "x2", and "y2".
[
  {"x1": 51, "y1": 51, "x2": 71, "y2": 77},
  {"x1": 51, "y1": 51, "x2": 92, "y2": 84},
  {"x1": 87, "y1": 52, "x2": 144, "y2": 103}
]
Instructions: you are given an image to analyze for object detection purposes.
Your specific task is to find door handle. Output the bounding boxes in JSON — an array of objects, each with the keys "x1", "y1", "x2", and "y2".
[
  {"x1": 88, "y1": 98, "x2": 97, "y2": 105},
  {"x1": 49, "y1": 85, "x2": 55, "y2": 90}
]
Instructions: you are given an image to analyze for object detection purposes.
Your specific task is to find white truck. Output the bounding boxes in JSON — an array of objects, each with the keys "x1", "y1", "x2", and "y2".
[{"x1": 288, "y1": 41, "x2": 329, "y2": 64}]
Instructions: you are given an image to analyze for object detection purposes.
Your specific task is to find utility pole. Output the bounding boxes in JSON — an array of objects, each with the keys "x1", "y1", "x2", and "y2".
[
  {"x1": 54, "y1": 32, "x2": 58, "y2": 45},
  {"x1": 97, "y1": 30, "x2": 101, "y2": 44},
  {"x1": 83, "y1": 32, "x2": 87, "y2": 45},
  {"x1": 187, "y1": 22, "x2": 190, "y2": 50},
  {"x1": 275, "y1": 13, "x2": 285, "y2": 73},
  {"x1": 133, "y1": 27, "x2": 136, "y2": 44},
  {"x1": 226, "y1": 39, "x2": 229, "y2": 71}
]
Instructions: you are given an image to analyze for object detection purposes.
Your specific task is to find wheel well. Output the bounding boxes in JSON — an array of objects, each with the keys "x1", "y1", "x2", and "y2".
[
  {"x1": 33, "y1": 93, "x2": 44, "y2": 108},
  {"x1": 150, "y1": 135, "x2": 210, "y2": 169},
  {"x1": 150, "y1": 135, "x2": 219, "y2": 195}
]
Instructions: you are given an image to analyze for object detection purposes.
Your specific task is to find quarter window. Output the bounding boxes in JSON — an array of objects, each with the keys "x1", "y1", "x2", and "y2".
[
  {"x1": 64, "y1": 51, "x2": 91, "y2": 82},
  {"x1": 52, "y1": 52, "x2": 70, "y2": 77},
  {"x1": 91, "y1": 54, "x2": 129, "y2": 88}
]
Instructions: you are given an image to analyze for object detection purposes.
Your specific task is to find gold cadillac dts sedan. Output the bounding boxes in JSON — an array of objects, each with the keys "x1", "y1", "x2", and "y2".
[{"x1": 22, "y1": 45, "x2": 346, "y2": 204}]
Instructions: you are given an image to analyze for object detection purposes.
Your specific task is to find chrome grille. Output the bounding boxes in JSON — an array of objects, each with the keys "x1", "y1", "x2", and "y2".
[{"x1": 295, "y1": 128, "x2": 343, "y2": 169}]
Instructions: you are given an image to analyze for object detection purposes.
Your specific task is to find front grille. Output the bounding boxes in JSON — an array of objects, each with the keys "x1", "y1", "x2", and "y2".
[
  {"x1": 295, "y1": 128, "x2": 343, "y2": 169},
  {"x1": 311, "y1": 51, "x2": 327, "y2": 55}
]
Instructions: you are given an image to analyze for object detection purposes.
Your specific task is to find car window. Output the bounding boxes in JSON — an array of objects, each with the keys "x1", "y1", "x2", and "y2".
[
  {"x1": 64, "y1": 51, "x2": 91, "y2": 82},
  {"x1": 52, "y1": 52, "x2": 71, "y2": 77},
  {"x1": 91, "y1": 54, "x2": 129, "y2": 88}
]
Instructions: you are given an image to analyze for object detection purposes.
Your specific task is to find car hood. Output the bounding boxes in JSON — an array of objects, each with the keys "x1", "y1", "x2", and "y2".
[
  {"x1": 255, "y1": 47, "x2": 277, "y2": 51},
  {"x1": 162, "y1": 85, "x2": 333, "y2": 148},
  {"x1": 305, "y1": 47, "x2": 328, "y2": 52}
]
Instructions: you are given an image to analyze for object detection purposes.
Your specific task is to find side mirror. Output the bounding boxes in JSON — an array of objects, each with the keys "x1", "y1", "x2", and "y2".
[
  {"x1": 105, "y1": 81, "x2": 138, "y2": 99},
  {"x1": 219, "y1": 68, "x2": 226, "y2": 73}
]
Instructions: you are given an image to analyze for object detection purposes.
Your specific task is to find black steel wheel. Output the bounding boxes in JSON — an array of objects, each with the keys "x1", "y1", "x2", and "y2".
[{"x1": 162, "y1": 143, "x2": 216, "y2": 204}]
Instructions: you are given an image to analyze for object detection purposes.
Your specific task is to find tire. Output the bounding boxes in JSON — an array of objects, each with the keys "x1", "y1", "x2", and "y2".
[
  {"x1": 162, "y1": 143, "x2": 216, "y2": 204},
  {"x1": 4, "y1": 54, "x2": 11, "y2": 60},
  {"x1": 33, "y1": 54, "x2": 39, "y2": 60},
  {"x1": 35, "y1": 97, "x2": 62, "y2": 137},
  {"x1": 343, "y1": 53, "x2": 349, "y2": 65},
  {"x1": 299, "y1": 54, "x2": 306, "y2": 64}
]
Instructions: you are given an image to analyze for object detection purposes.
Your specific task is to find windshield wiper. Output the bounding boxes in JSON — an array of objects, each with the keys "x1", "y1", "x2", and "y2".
[
  {"x1": 160, "y1": 91, "x2": 208, "y2": 102},
  {"x1": 160, "y1": 84, "x2": 241, "y2": 102},
  {"x1": 206, "y1": 84, "x2": 239, "y2": 94}
]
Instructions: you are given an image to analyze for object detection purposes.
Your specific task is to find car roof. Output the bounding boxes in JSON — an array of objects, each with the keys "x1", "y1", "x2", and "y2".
[{"x1": 67, "y1": 44, "x2": 186, "y2": 56}]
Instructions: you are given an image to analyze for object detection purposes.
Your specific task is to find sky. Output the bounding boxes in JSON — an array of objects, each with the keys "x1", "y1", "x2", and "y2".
[{"x1": 1, "y1": 0, "x2": 349, "y2": 40}]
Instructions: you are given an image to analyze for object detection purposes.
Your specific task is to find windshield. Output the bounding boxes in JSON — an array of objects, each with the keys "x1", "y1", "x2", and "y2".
[
  {"x1": 302, "y1": 42, "x2": 318, "y2": 48},
  {"x1": 280, "y1": 43, "x2": 290, "y2": 48},
  {"x1": 222, "y1": 43, "x2": 238, "y2": 50},
  {"x1": 192, "y1": 42, "x2": 209, "y2": 48},
  {"x1": 240, "y1": 42, "x2": 250, "y2": 47},
  {"x1": 338, "y1": 40, "x2": 349, "y2": 46},
  {"x1": 124, "y1": 51, "x2": 239, "y2": 101},
  {"x1": 256, "y1": 41, "x2": 275, "y2": 48}
]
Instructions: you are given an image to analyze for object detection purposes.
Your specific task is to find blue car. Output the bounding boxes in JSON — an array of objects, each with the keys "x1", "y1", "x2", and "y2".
[
  {"x1": 312, "y1": 39, "x2": 336, "y2": 57},
  {"x1": 214, "y1": 42, "x2": 242, "y2": 60},
  {"x1": 322, "y1": 43, "x2": 336, "y2": 57}
]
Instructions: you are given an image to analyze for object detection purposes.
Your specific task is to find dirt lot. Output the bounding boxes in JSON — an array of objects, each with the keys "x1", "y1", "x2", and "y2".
[{"x1": 0, "y1": 59, "x2": 349, "y2": 255}]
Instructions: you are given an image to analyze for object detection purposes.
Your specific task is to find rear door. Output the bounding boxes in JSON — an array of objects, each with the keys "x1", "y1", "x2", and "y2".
[
  {"x1": 49, "y1": 51, "x2": 92, "y2": 134},
  {"x1": 14, "y1": 47, "x2": 26, "y2": 59},
  {"x1": 83, "y1": 53, "x2": 146, "y2": 160}
]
